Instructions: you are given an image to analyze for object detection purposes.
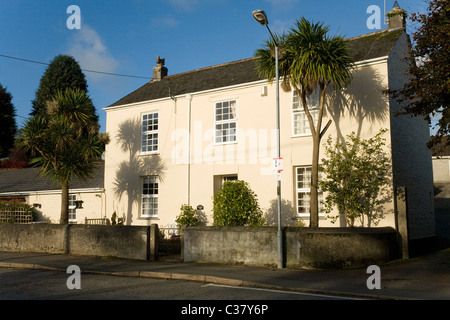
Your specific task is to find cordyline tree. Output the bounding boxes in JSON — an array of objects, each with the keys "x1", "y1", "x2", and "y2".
[
  {"x1": 387, "y1": 0, "x2": 450, "y2": 147},
  {"x1": 255, "y1": 18, "x2": 353, "y2": 227},
  {"x1": 18, "y1": 88, "x2": 109, "y2": 224}
]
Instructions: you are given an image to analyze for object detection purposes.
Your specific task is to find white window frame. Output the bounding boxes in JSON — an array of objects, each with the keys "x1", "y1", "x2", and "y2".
[
  {"x1": 292, "y1": 90, "x2": 319, "y2": 137},
  {"x1": 213, "y1": 174, "x2": 238, "y2": 195},
  {"x1": 295, "y1": 166, "x2": 324, "y2": 218},
  {"x1": 141, "y1": 176, "x2": 158, "y2": 218},
  {"x1": 141, "y1": 112, "x2": 159, "y2": 154},
  {"x1": 214, "y1": 99, "x2": 238, "y2": 145},
  {"x1": 222, "y1": 175, "x2": 238, "y2": 185},
  {"x1": 68, "y1": 194, "x2": 77, "y2": 223}
]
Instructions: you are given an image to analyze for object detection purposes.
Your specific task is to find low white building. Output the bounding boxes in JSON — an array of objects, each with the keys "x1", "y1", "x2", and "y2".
[{"x1": 0, "y1": 162, "x2": 106, "y2": 224}]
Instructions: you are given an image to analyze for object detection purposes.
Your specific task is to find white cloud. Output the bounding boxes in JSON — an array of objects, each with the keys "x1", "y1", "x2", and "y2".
[
  {"x1": 150, "y1": 16, "x2": 179, "y2": 29},
  {"x1": 271, "y1": 18, "x2": 296, "y2": 34},
  {"x1": 67, "y1": 24, "x2": 119, "y2": 83}
]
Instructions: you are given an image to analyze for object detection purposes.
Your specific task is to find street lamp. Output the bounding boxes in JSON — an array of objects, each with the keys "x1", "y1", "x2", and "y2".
[{"x1": 252, "y1": 9, "x2": 283, "y2": 269}]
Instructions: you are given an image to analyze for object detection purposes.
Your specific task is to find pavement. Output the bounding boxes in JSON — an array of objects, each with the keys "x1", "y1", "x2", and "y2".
[{"x1": 0, "y1": 239, "x2": 449, "y2": 300}]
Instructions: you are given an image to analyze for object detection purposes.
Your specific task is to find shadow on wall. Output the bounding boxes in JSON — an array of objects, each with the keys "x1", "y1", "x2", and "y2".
[
  {"x1": 264, "y1": 198, "x2": 299, "y2": 227},
  {"x1": 323, "y1": 66, "x2": 394, "y2": 227},
  {"x1": 327, "y1": 66, "x2": 389, "y2": 142},
  {"x1": 113, "y1": 118, "x2": 166, "y2": 225},
  {"x1": 32, "y1": 208, "x2": 52, "y2": 223}
]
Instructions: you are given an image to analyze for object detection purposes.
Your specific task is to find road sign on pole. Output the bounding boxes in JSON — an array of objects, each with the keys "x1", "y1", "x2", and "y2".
[{"x1": 273, "y1": 157, "x2": 283, "y2": 172}]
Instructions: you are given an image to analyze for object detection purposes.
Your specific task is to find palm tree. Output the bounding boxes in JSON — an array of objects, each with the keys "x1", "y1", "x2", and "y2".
[
  {"x1": 18, "y1": 88, "x2": 109, "y2": 224},
  {"x1": 255, "y1": 18, "x2": 353, "y2": 227}
]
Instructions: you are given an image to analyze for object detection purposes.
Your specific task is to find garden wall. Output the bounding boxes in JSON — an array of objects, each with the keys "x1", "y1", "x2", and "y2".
[
  {"x1": 0, "y1": 223, "x2": 159, "y2": 261},
  {"x1": 183, "y1": 226, "x2": 398, "y2": 269}
]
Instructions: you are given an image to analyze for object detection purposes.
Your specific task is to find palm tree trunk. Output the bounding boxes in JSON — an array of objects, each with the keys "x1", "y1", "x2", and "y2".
[
  {"x1": 60, "y1": 180, "x2": 69, "y2": 224},
  {"x1": 310, "y1": 133, "x2": 320, "y2": 227}
]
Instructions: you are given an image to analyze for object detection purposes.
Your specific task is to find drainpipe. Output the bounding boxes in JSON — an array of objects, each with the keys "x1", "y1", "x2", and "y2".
[{"x1": 186, "y1": 94, "x2": 192, "y2": 206}]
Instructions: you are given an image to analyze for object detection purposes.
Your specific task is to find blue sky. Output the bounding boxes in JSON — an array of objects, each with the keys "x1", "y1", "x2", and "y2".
[{"x1": 0, "y1": 0, "x2": 427, "y2": 133}]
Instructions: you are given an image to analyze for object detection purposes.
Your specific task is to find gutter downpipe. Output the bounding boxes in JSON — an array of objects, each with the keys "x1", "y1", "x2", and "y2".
[{"x1": 186, "y1": 93, "x2": 192, "y2": 206}]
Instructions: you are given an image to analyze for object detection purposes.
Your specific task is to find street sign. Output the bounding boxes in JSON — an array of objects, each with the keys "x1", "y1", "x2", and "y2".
[{"x1": 273, "y1": 157, "x2": 283, "y2": 172}]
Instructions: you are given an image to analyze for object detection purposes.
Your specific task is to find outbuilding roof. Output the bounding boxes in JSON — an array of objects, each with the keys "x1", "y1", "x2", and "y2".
[
  {"x1": 0, "y1": 162, "x2": 104, "y2": 194},
  {"x1": 108, "y1": 29, "x2": 404, "y2": 108}
]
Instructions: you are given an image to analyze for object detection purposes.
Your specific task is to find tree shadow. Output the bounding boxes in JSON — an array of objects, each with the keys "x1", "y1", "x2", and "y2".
[
  {"x1": 113, "y1": 118, "x2": 166, "y2": 225},
  {"x1": 264, "y1": 198, "x2": 299, "y2": 227},
  {"x1": 326, "y1": 66, "x2": 389, "y2": 143},
  {"x1": 323, "y1": 67, "x2": 395, "y2": 227}
]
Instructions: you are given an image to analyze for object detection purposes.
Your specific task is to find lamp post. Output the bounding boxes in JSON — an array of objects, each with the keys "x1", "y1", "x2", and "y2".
[{"x1": 252, "y1": 9, "x2": 283, "y2": 269}]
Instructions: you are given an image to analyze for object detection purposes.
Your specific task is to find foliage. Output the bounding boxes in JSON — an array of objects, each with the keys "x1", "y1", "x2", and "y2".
[
  {"x1": 18, "y1": 87, "x2": 109, "y2": 224},
  {"x1": 31, "y1": 55, "x2": 89, "y2": 116},
  {"x1": 386, "y1": 0, "x2": 449, "y2": 147},
  {"x1": 111, "y1": 211, "x2": 124, "y2": 225},
  {"x1": 386, "y1": 8, "x2": 407, "y2": 18},
  {"x1": 0, "y1": 147, "x2": 29, "y2": 168},
  {"x1": 0, "y1": 84, "x2": 17, "y2": 158},
  {"x1": 176, "y1": 204, "x2": 201, "y2": 226},
  {"x1": 319, "y1": 129, "x2": 391, "y2": 227},
  {"x1": 212, "y1": 180, "x2": 265, "y2": 227},
  {"x1": 0, "y1": 201, "x2": 36, "y2": 223},
  {"x1": 255, "y1": 18, "x2": 353, "y2": 227}
]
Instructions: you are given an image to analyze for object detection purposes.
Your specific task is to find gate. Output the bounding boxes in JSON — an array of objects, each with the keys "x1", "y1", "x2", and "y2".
[{"x1": 158, "y1": 223, "x2": 182, "y2": 261}]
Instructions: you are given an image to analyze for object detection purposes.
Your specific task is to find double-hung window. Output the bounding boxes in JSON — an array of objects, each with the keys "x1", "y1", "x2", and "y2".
[
  {"x1": 141, "y1": 176, "x2": 158, "y2": 218},
  {"x1": 295, "y1": 166, "x2": 323, "y2": 217},
  {"x1": 215, "y1": 100, "x2": 237, "y2": 144},
  {"x1": 141, "y1": 112, "x2": 159, "y2": 154},
  {"x1": 68, "y1": 194, "x2": 77, "y2": 223},
  {"x1": 292, "y1": 90, "x2": 319, "y2": 136}
]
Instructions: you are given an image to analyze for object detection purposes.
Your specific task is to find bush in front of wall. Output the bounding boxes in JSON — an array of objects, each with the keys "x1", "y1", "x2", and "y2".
[{"x1": 212, "y1": 180, "x2": 265, "y2": 227}]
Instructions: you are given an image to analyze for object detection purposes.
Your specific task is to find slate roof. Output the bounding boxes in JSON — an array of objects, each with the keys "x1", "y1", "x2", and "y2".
[
  {"x1": 431, "y1": 137, "x2": 450, "y2": 157},
  {"x1": 0, "y1": 162, "x2": 104, "y2": 194},
  {"x1": 108, "y1": 29, "x2": 404, "y2": 108}
]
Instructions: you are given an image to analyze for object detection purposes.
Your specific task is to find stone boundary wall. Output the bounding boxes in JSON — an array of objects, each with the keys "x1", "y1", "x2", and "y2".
[
  {"x1": 0, "y1": 224, "x2": 159, "y2": 261},
  {"x1": 183, "y1": 226, "x2": 398, "y2": 269}
]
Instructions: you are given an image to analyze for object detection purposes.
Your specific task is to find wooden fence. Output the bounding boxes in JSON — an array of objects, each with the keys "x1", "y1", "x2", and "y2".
[
  {"x1": 85, "y1": 217, "x2": 109, "y2": 225},
  {"x1": 0, "y1": 204, "x2": 33, "y2": 224}
]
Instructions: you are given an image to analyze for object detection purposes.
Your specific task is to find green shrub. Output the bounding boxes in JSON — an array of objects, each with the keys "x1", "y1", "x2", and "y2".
[
  {"x1": 212, "y1": 180, "x2": 265, "y2": 226},
  {"x1": 175, "y1": 204, "x2": 200, "y2": 226}
]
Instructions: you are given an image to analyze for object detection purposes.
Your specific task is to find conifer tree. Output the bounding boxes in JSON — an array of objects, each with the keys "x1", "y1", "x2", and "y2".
[
  {"x1": 30, "y1": 55, "x2": 89, "y2": 116},
  {"x1": 0, "y1": 84, "x2": 17, "y2": 158}
]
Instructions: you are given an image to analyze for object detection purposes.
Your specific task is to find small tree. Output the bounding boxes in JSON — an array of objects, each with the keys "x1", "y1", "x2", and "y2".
[
  {"x1": 213, "y1": 180, "x2": 265, "y2": 226},
  {"x1": 176, "y1": 204, "x2": 200, "y2": 227},
  {"x1": 320, "y1": 129, "x2": 391, "y2": 227}
]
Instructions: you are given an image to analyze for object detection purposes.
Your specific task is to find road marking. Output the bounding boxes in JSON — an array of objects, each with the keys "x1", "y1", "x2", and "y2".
[{"x1": 201, "y1": 283, "x2": 361, "y2": 300}]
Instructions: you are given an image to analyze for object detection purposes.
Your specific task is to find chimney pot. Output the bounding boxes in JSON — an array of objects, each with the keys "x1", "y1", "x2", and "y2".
[
  {"x1": 152, "y1": 56, "x2": 168, "y2": 81},
  {"x1": 388, "y1": 4, "x2": 406, "y2": 30}
]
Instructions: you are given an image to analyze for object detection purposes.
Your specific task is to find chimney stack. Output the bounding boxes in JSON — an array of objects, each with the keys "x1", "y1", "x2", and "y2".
[
  {"x1": 388, "y1": 2, "x2": 406, "y2": 30},
  {"x1": 152, "y1": 56, "x2": 168, "y2": 81}
]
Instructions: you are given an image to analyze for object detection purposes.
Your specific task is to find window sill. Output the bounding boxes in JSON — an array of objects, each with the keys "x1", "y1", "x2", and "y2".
[
  {"x1": 295, "y1": 214, "x2": 326, "y2": 219},
  {"x1": 213, "y1": 141, "x2": 238, "y2": 146},
  {"x1": 138, "y1": 216, "x2": 159, "y2": 220},
  {"x1": 139, "y1": 152, "x2": 160, "y2": 156}
]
